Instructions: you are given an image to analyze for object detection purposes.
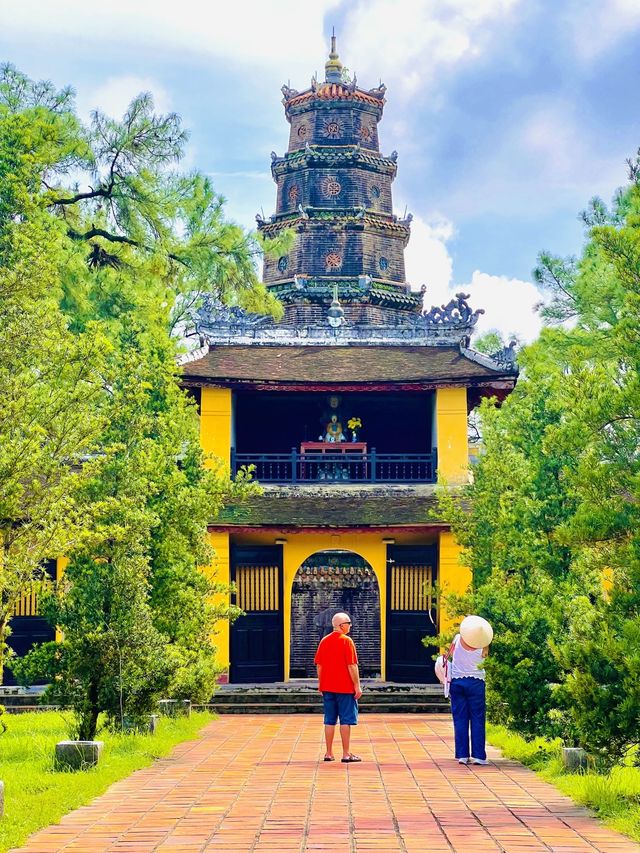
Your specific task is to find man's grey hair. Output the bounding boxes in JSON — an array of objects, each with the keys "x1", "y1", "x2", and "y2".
[{"x1": 332, "y1": 612, "x2": 350, "y2": 628}]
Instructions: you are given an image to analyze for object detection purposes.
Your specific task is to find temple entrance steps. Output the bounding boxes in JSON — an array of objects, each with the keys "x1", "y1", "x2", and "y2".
[
  {"x1": 1, "y1": 681, "x2": 451, "y2": 715},
  {"x1": 196, "y1": 679, "x2": 450, "y2": 714}
]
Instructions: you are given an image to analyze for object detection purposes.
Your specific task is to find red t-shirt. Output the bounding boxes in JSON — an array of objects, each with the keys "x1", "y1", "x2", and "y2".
[{"x1": 314, "y1": 631, "x2": 358, "y2": 693}]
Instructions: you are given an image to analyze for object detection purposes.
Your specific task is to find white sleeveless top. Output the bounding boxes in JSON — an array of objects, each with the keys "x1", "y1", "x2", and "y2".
[{"x1": 451, "y1": 636, "x2": 485, "y2": 680}]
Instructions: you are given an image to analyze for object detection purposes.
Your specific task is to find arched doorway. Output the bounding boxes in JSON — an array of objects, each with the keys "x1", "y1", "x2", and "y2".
[{"x1": 290, "y1": 550, "x2": 381, "y2": 678}]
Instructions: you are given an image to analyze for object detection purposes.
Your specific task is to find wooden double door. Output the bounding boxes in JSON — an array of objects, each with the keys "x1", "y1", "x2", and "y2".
[
  {"x1": 230, "y1": 546, "x2": 284, "y2": 683},
  {"x1": 385, "y1": 545, "x2": 438, "y2": 683}
]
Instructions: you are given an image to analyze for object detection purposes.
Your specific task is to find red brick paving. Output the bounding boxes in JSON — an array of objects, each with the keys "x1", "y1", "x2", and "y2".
[{"x1": 13, "y1": 715, "x2": 639, "y2": 853}]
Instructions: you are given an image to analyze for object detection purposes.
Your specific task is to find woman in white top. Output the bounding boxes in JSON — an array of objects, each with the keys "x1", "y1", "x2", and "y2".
[{"x1": 449, "y1": 634, "x2": 489, "y2": 765}]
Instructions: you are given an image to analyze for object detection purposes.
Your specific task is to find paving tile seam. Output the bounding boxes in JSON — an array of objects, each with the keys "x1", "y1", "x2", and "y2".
[
  {"x1": 60, "y1": 719, "x2": 258, "y2": 853},
  {"x1": 12, "y1": 716, "x2": 636, "y2": 853},
  {"x1": 118, "y1": 721, "x2": 255, "y2": 853},
  {"x1": 207, "y1": 719, "x2": 305, "y2": 853},
  {"x1": 297, "y1": 732, "x2": 322, "y2": 853},
  {"x1": 454, "y1": 752, "x2": 555, "y2": 852},
  {"x1": 389, "y1": 717, "x2": 466, "y2": 851},
  {"x1": 461, "y1": 748, "x2": 601, "y2": 852},
  {"x1": 159, "y1": 719, "x2": 277, "y2": 852},
  {"x1": 365, "y1": 720, "x2": 409, "y2": 853},
  {"x1": 428, "y1": 728, "x2": 593, "y2": 852},
  {"x1": 345, "y1": 735, "x2": 359, "y2": 853}
]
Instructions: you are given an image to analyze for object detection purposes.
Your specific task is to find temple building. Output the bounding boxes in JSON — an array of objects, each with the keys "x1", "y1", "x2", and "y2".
[{"x1": 180, "y1": 38, "x2": 519, "y2": 684}]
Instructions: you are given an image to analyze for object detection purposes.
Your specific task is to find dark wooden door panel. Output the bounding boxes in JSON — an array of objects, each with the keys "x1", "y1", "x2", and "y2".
[
  {"x1": 386, "y1": 545, "x2": 438, "y2": 684},
  {"x1": 230, "y1": 546, "x2": 283, "y2": 683},
  {"x1": 4, "y1": 616, "x2": 54, "y2": 685}
]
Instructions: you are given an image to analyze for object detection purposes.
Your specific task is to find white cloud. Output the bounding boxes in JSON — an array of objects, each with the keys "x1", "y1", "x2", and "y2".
[
  {"x1": 77, "y1": 75, "x2": 171, "y2": 120},
  {"x1": 340, "y1": 0, "x2": 521, "y2": 98},
  {"x1": 403, "y1": 212, "x2": 454, "y2": 297},
  {"x1": 464, "y1": 271, "x2": 543, "y2": 343},
  {"x1": 568, "y1": 0, "x2": 640, "y2": 60},
  {"x1": 402, "y1": 210, "x2": 542, "y2": 342},
  {"x1": 1, "y1": 0, "x2": 340, "y2": 81}
]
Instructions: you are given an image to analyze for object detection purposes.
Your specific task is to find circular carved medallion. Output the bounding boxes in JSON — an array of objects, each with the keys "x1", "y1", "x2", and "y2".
[
  {"x1": 358, "y1": 122, "x2": 373, "y2": 142},
  {"x1": 326, "y1": 252, "x2": 342, "y2": 269},
  {"x1": 278, "y1": 256, "x2": 289, "y2": 273},
  {"x1": 370, "y1": 184, "x2": 381, "y2": 199},
  {"x1": 379, "y1": 256, "x2": 389, "y2": 271},
  {"x1": 323, "y1": 177, "x2": 342, "y2": 198},
  {"x1": 288, "y1": 184, "x2": 299, "y2": 206},
  {"x1": 297, "y1": 123, "x2": 309, "y2": 140},
  {"x1": 321, "y1": 118, "x2": 343, "y2": 139}
]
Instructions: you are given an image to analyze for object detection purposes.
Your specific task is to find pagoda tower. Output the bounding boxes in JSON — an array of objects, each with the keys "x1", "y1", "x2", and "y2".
[{"x1": 258, "y1": 35, "x2": 421, "y2": 326}]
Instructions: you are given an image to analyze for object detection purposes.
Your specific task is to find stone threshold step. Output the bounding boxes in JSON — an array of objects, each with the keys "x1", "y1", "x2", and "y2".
[
  {"x1": 4, "y1": 705, "x2": 60, "y2": 714},
  {"x1": 209, "y1": 691, "x2": 444, "y2": 699},
  {"x1": 198, "y1": 703, "x2": 451, "y2": 713}
]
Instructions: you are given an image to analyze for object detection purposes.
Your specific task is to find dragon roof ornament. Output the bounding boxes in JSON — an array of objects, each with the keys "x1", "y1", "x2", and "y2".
[
  {"x1": 418, "y1": 293, "x2": 484, "y2": 329},
  {"x1": 195, "y1": 296, "x2": 271, "y2": 342}
]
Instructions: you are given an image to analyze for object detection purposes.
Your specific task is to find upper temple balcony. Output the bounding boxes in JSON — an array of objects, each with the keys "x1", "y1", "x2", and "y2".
[
  {"x1": 180, "y1": 294, "x2": 519, "y2": 510},
  {"x1": 230, "y1": 389, "x2": 437, "y2": 485}
]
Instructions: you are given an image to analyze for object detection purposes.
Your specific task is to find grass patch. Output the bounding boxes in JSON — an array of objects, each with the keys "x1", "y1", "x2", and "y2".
[
  {"x1": 0, "y1": 709, "x2": 213, "y2": 852},
  {"x1": 488, "y1": 724, "x2": 640, "y2": 843}
]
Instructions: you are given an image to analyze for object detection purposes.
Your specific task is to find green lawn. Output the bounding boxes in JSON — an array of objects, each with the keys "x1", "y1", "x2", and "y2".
[
  {"x1": 488, "y1": 724, "x2": 640, "y2": 843},
  {"x1": 0, "y1": 709, "x2": 213, "y2": 853}
]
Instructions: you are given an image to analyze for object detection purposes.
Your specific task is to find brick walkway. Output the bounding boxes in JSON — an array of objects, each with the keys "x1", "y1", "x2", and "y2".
[{"x1": 15, "y1": 715, "x2": 638, "y2": 853}]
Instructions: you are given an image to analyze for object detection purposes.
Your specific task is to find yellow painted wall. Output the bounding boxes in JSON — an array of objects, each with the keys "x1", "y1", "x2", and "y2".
[
  {"x1": 55, "y1": 556, "x2": 69, "y2": 642},
  {"x1": 200, "y1": 387, "x2": 232, "y2": 470},
  {"x1": 205, "y1": 531, "x2": 231, "y2": 674},
  {"x1": 438, "y1": 530, "x2": 472, "y2": 636},
  {"x1": 435, "y1": 387, "x2": 469, "y2": 485}
]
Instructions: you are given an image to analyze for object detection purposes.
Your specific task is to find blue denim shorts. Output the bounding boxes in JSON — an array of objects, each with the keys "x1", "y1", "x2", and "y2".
[{"x1": 322, "y1": 691, "x2": 358, "y2": 726}]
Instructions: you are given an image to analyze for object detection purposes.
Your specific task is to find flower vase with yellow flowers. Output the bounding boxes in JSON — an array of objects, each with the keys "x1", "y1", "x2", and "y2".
[{"x1": 347, "y1": 416, "x2": 362, "y2": 442}]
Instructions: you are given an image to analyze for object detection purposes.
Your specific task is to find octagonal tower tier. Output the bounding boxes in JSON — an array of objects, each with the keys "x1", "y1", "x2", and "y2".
[{"x1": 258, "y1": 36, "x2": 421, "y2": 326}]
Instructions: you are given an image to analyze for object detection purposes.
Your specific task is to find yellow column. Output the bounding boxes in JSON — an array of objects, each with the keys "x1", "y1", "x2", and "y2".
[
  {"x1": 206, "y1": 531, "x2": 231, "y2": 676},
  {"x1": 438, "y1": 530, "x2": 472, "y2": 635},
  {"x1": 200, "y1": 387, "x2": 232, "y2": 469},
  {"x1": 435, "y1": 387, "x2": 469, "y2": 485},
  {"x1": 55, "y1": 556, "x2": 69, "y2": 642}
]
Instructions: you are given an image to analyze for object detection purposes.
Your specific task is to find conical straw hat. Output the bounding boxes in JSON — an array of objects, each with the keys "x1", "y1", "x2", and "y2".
[{"x1": 460, "y1": 615, "x2": 493, "y2": 649}]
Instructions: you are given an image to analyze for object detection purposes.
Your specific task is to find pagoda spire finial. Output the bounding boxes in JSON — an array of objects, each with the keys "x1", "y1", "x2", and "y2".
[{"x1": 325, "y1": 27, "x2": 343, "y2": 83}]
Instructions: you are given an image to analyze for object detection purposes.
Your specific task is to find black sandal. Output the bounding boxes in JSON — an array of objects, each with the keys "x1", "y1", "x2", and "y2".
[{"x1": 341, "y1": 754, "x2": 362, "y2": 763}]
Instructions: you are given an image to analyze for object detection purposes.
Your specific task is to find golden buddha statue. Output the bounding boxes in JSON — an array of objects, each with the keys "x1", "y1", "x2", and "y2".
[{"x1": 324, "y1": 414, "x2": 345, "y2": 443}]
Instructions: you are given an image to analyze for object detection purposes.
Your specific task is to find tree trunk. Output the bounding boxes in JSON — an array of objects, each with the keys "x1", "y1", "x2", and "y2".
[
  {"x1": 79, "y1": 678, "x2": 100, "y2": 741},
  {"x1": 0, "y1": 617, "x2": 6, "y2": 686}
]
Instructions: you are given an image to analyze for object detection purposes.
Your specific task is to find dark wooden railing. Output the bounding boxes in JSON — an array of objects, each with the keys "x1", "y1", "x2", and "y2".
[{"x1": 231, "y1": 449, "x2": 437, "y2": 484}]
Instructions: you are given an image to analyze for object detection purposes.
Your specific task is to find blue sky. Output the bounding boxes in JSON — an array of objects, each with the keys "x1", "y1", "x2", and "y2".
[{"x1": 2, "y1": 0, "x2": 639, "y2": 342}]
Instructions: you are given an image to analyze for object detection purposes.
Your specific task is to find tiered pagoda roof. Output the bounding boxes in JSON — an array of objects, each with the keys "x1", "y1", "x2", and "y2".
[
  {"x1": 255, "y1": 34, "x2": 423, "y2": 324},
  {"x1": 186, "y1": 37, "x2": 518, "y2": 393}
]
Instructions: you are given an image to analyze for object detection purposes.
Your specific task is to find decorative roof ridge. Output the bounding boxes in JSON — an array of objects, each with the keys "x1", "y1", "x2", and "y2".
[
  {"x1": 460, "y1": 342, "x2": 519, "y2": 374},
  {"x1": 270, "y1": 146, "x2": 398, "y2": 176},
  {"x1": 282, "y1": 84, "x2": 385, "y2": 110},
  {"x1": 177, "y1": 344, "x2": 209, "y2": 366},
  {"x1": 257, "y1": 210, "x2": 411, "y2": 234},
  {"x1": 193, "y1": 294, "x2": 503, "y2": 350},
  {"x1": 280, "y1": 144, "x2": 393, "y2": 160}
]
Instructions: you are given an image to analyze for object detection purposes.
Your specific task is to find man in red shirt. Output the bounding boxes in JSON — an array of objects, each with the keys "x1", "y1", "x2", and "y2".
[{"x1": 314, "y1": 611, "x2": 363, "y2": 763}]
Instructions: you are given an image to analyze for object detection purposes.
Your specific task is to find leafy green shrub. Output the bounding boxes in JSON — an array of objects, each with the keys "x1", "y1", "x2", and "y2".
[{"x1": 552, "y1": 570, "x2": 640, "y2": 766}]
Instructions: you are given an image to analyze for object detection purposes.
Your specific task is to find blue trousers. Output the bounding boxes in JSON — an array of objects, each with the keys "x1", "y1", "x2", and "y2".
[{"x1": 450, "y1": 677, "x2": 486, "y2": 760}]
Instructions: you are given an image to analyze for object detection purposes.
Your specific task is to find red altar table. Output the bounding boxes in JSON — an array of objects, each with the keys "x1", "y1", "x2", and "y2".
[
  {"x1": 299, "y1": 441, "x2": 368, "y2": 480},
  {"x1": 300, "y1": 441, "x2": 368, "y2": 456}
]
